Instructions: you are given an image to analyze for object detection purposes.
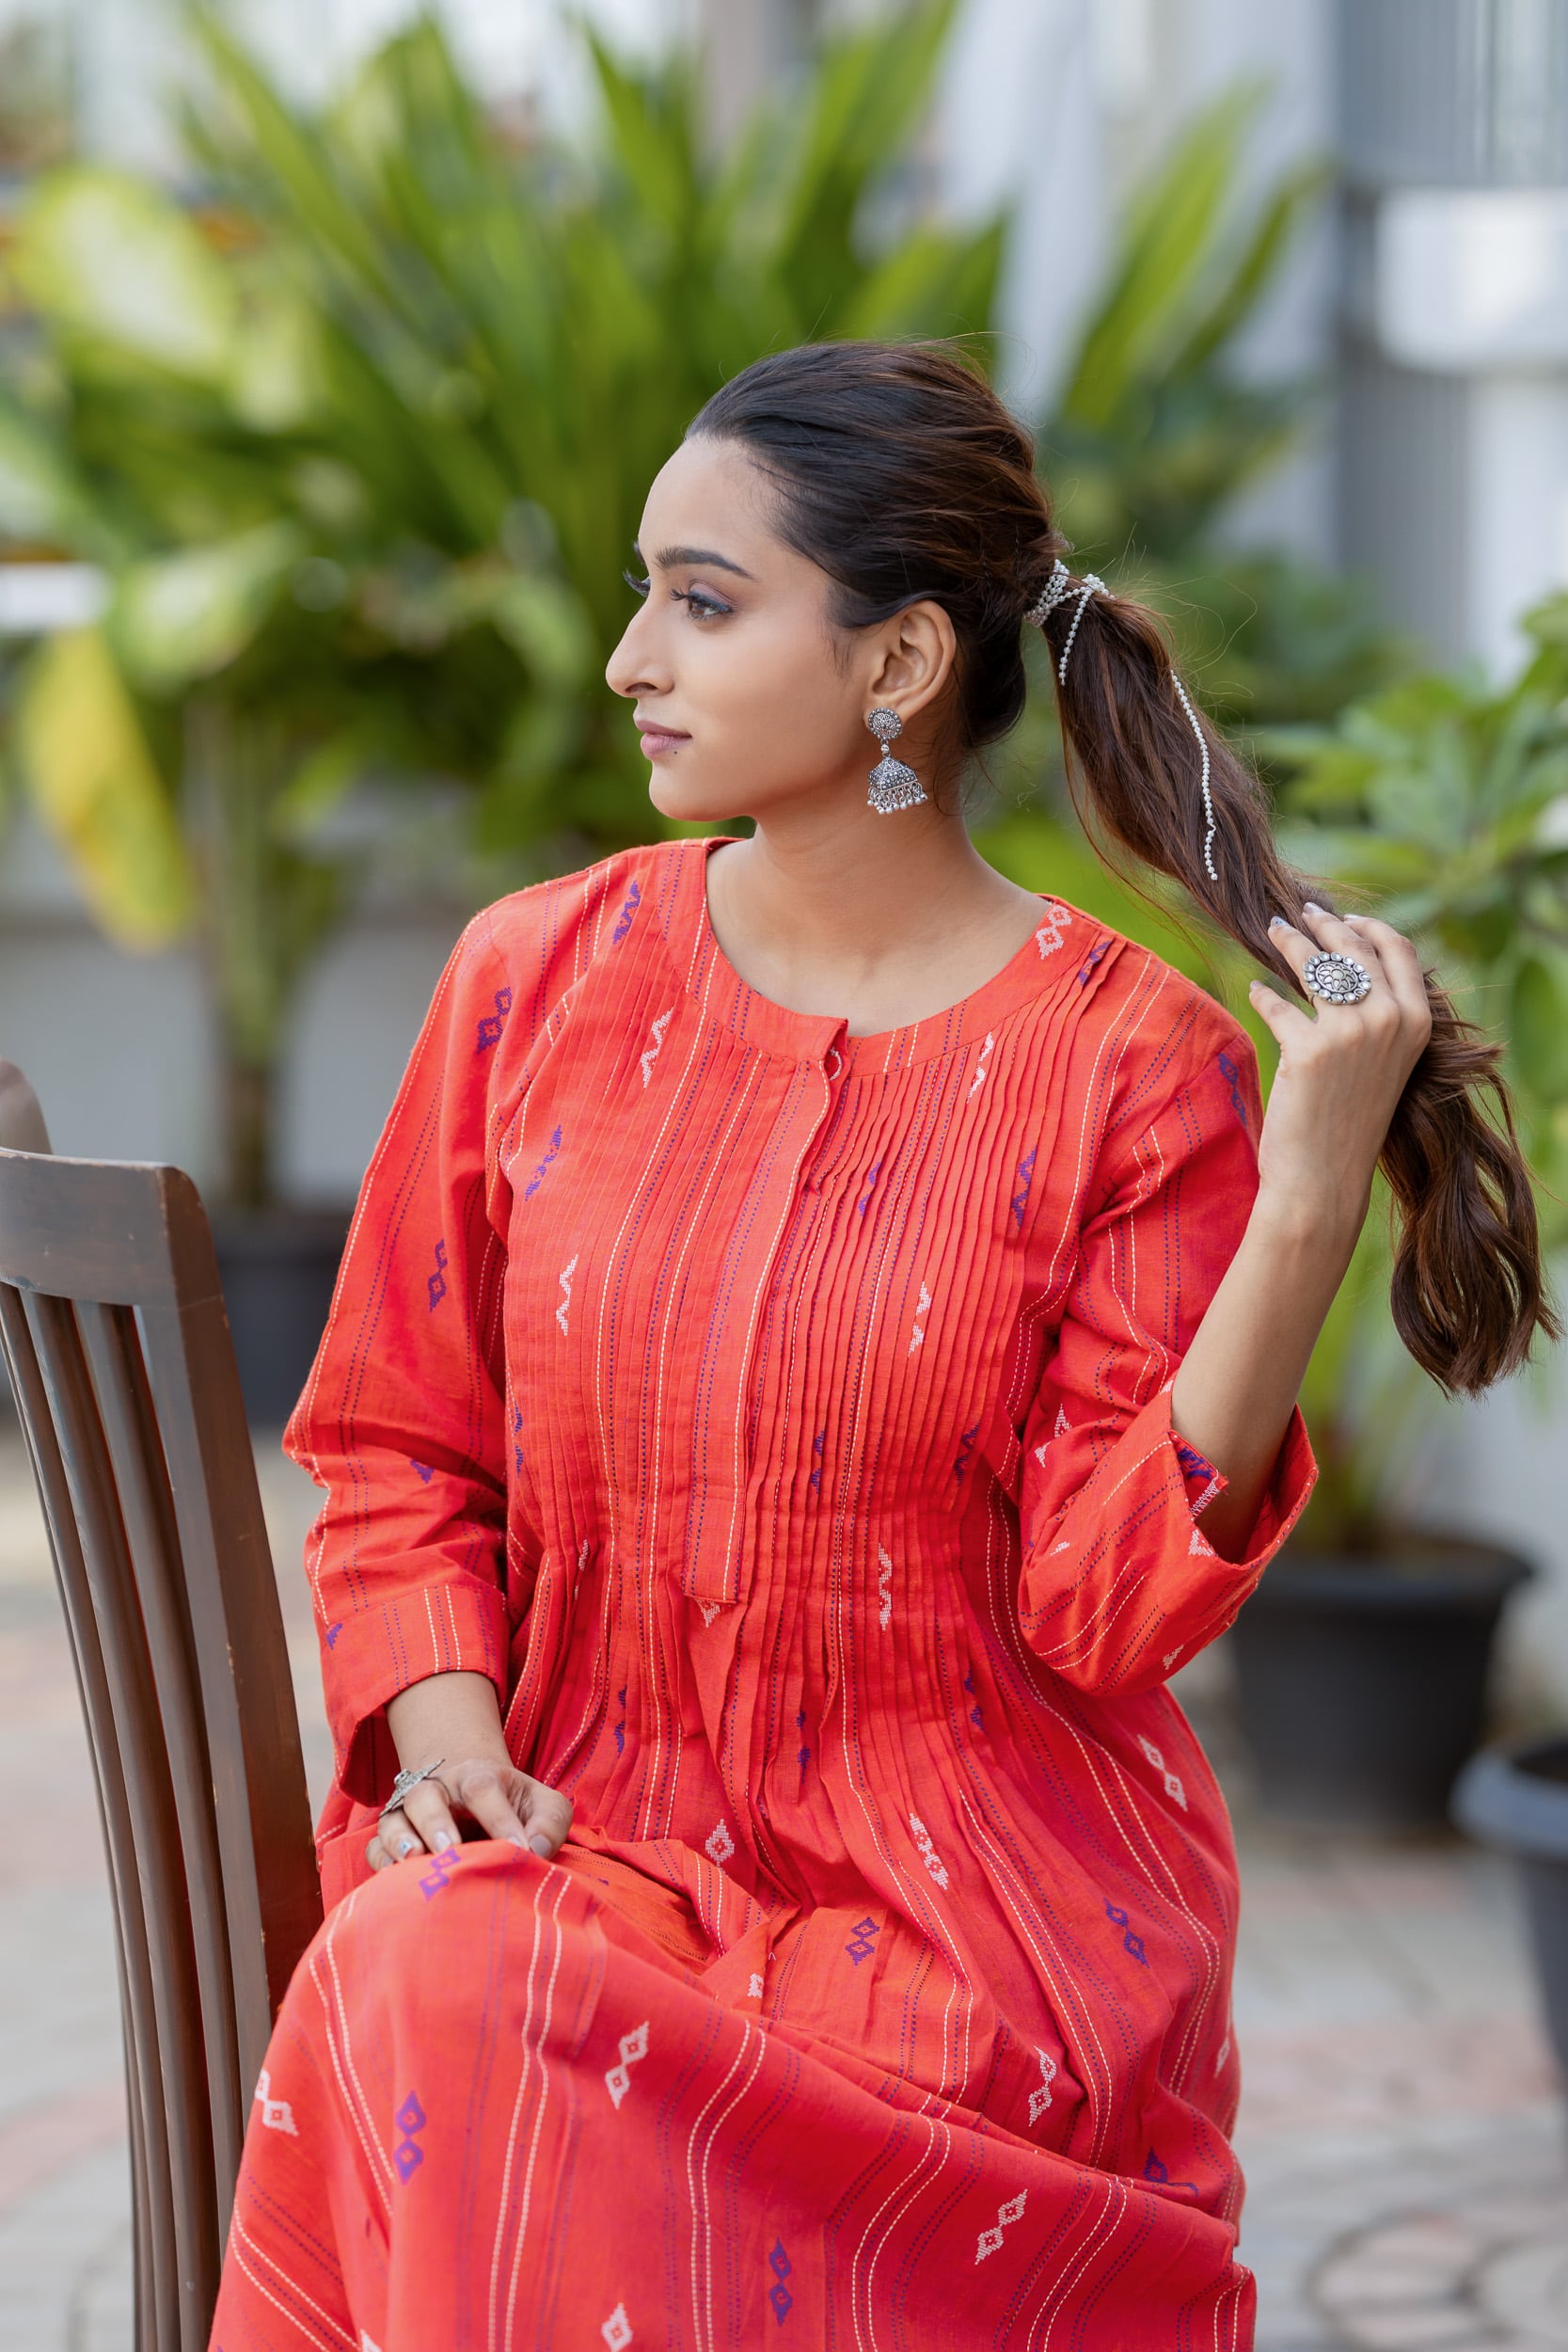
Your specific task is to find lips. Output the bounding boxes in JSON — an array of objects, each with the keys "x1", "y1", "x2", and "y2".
[{"x1": 636, "y1": 721, "x2": 689, "y2": 758}]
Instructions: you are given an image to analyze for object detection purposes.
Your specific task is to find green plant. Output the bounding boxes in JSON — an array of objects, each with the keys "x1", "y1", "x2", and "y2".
[{"x1": 0, "y1": 3, "x2": 1001, "y2": 1205}]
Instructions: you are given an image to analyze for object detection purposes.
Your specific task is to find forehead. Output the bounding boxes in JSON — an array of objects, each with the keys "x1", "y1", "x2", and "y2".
[{"x1": 637, "y1": 437, "x2": 783, "y2": 563}]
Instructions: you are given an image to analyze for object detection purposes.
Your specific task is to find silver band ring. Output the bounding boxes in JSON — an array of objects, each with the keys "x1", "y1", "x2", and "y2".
[
  {"x1": 1303, "y1": 950, "x2": 1372, "y2": 1007},
  {"x1": 380, "y1": 1757, "x2": 447, "y2": 1818}
]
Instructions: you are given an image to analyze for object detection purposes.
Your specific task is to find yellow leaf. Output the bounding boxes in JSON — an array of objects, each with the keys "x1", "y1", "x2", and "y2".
[{"x1": 15, "y1": 628, "x2": 195, "y2": 950}]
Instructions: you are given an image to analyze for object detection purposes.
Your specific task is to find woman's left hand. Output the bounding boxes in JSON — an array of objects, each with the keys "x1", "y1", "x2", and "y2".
[{"x1": 1247, "y1": 903, "x2": 1433, "y2": 1238}]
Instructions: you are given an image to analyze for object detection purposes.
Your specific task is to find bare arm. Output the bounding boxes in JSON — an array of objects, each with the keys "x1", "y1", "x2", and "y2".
[{"x1": 1169, "y1": 904, "x2": 1433, "y2": 1561}]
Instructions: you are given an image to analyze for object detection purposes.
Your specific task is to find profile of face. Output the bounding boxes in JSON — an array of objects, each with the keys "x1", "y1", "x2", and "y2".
[{"x1": 604, "y1": 437, "x2": 958, "y2": 831}]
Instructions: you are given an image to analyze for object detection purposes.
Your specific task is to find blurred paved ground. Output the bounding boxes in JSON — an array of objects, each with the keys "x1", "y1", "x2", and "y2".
[{"x1": 1, "y1": 1429, "x2": 1563, "y2": 2351}]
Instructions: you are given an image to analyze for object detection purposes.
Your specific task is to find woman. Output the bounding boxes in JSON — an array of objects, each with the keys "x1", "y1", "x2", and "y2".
[{"x1": 212, "y1": 343, "x2": 1550, "y2": 2350}]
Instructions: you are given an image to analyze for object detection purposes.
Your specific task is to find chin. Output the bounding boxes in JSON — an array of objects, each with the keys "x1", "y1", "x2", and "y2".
[{"x1": 647, "y1": 771, "x2": 749, "y2": 827}]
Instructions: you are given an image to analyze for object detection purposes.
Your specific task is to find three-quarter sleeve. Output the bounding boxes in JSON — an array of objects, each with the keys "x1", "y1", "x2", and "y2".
[
  {"x1": 1016, "y1": 1012, "x2": 1316, "y2": 1695},
  {"x1": 284, "y1": 913, "x2": 519, "y2": 1804}
]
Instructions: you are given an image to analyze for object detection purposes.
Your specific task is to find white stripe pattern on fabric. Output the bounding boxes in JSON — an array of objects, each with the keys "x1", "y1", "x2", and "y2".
[{"x1": 909, "y1": 1281, "x2": 931, "y2": 1353}]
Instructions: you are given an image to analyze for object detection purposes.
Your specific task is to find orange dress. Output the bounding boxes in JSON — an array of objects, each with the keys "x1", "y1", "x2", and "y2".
[{"x1": 212, "y1": 837, "x2": 1313, "y2": 2351}]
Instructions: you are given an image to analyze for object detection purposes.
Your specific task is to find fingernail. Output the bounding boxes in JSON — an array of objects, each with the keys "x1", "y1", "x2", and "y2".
[
  {"x1": 507, "y1": 1834, "x2": 526, "y2": 1848},
  {"x1": 1267, "y1": 914, "x2": 1288, "y2": 930},
  {"x1": 432, "y1": 1828, "x2": 455, "y2": 1851},
  {"x1": 397, "y1": 1836, "x2": 416, "y2": 1858},
  {"x1": 1303, "y1": 901, "x2": 1324, "y2": 914},
  {"x1": 529, "y1": 1834, "x2": 553, "y2": 1858}
]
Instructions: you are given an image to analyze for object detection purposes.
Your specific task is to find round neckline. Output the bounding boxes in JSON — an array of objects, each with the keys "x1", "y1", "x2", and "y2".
[{"x1": 668, "y1": 835, "x2": 1102, "y2": 1071}]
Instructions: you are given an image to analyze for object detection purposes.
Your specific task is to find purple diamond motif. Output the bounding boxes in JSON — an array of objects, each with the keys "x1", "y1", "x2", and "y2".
[
  {"x1": 325, "y1": 1623, "x2": 341, "y2": 1648},
  {"x1": 475, "y1": 986, "x2": 513, "y2": 1055},
  {"x1": 410, "y1": 1458, "x2": 436, "y2": 1485},
  {"x1": 953, "y1": 1422, "x2": 979, "y2": 1482},
  {"x1": 845, "y1": 1915, "x2": 879, "y2": 1966},
  {"x1": 427, "y1": 1237, "x2": 449, "y2": 1311},
  {"x1": 420, "y1": 1848, "x2": 463, "y2": 1899},
  {"x1": 768, "y1": 2241, "x2": 793, "y2": 2324},
  {"x1": 392, "y1": 2090, "x2": 426, "y2": 2181}
]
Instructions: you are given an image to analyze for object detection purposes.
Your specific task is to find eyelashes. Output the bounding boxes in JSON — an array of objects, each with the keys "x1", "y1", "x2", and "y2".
[{"x1": 623, "y1": 568, "x2": 731, "y2": 621}]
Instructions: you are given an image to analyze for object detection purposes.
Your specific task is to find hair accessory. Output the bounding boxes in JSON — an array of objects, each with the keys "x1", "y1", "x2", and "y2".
[
  {"x1": 865, "y1": 707, "x2": 927, "y2": 814},
  {"x1": 1170, "y1": 675, "x2": 1219, "y2": 882},
  {"x1": 1029, "y1": 558, "x2": 1219, "y2": 885},
  {"x1": 1303, "y1": 950, "x2": 1373, "y2": 1008},
  {"x1": 380, "y1": 1757, "x2": 447, "y2": 1818},
  {"x1": 1026, "y1": 560, "x2": 1107, "y2": 682}
]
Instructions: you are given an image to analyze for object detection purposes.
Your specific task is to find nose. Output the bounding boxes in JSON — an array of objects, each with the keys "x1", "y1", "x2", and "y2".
[{"x1": 605, "y1": 601, "x2": 670, "y2": 702}]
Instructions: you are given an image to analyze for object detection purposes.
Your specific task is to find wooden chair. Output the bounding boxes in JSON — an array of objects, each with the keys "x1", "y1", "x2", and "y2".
[{"x1": 0, "y1": 1060, "x2": 323, "y2": 2350}]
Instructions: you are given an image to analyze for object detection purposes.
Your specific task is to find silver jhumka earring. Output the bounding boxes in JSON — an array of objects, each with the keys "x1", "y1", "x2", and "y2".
[{"x1": 865, "y1": 708, "x2": 927, "y2": 814}]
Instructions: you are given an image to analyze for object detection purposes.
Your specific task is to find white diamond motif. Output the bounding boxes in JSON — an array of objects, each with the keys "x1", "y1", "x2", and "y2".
[
  {"x1": 555, "y1": 1253, "x2": 578, "y2": 1336},
  {"x1": 909, "y1": 1811, "x2": 950, "y2": 1891},
  {"x1": 975, "y1": 2188, "x2": 1027, "y2": 2263},
  {"x1": 877, "y1": 1545, "x2": 893, "y2": 1629},
  {"x1": 705, "y1": 1819, "x2": 736, "y2": 1867},
  {"x1": 602, "y1": 2306, "x2": 633, "y2": 2350},
  {"x1": 604, "y1": 2021, "x2": 650, "y2": 2110},
  {"x1": 910, "y1": 1282, "x2": 931, "y2": 1353},
  {"x1": 255, "y1": 2068, "x2": 298, "y2": 2137},
  {"x1": 1027, "y1": 2049, "x2": 1057, "y2": 2126}
]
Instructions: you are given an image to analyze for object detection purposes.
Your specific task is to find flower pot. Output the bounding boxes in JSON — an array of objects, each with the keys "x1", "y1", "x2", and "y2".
[
  {"x1": 210, "y1": 1205, "x2": 352, "y2": 1428},
  {"x1": 1229, "y1": 1538, "x2": 1533, "y2": 1830},
  {"x1": 1452, "y1": 1738, "x2": 1568, "y2": 2078}
]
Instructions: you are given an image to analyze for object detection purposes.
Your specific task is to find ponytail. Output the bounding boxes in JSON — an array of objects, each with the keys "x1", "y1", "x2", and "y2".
[{"x1": 1038, "y1": 574, "x2": 1557, "y2": 1395}]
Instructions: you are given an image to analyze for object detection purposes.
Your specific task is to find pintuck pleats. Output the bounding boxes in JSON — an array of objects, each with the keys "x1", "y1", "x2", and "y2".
[{"x1": 213, "y1": 838, "x2": 1313, "y2": 2352}]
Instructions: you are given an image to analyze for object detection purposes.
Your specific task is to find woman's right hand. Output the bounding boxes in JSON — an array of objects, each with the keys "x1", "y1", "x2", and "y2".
[{"x1": 368, "y1": 1756, "x2": 574, "y2": 1872}]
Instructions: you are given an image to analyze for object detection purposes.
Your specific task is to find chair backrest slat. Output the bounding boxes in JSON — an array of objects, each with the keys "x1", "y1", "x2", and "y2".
[
  {"x1": 22, "y1": 1285, "x2": 220, "y2": 2344},
  {"x1": 78, "y1": 1298, "x2": 246, "y2": 2192},
  {"x1": 0, "y1": 1284, "x2": 177, "y2": 2352},
  {"x1": 0, "y1": 1073, "x2": 323, "y2": 2352}
]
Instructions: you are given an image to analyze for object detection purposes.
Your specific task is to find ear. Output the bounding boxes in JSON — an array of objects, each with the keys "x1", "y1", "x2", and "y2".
[{"x1": 863, "y1": 599, "x2": 958, "y2": 725}]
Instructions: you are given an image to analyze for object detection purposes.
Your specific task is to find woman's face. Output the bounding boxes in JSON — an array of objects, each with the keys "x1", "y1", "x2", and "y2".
[{"x1": 604, "y1": 437, "x2": 954, "y2": 829}]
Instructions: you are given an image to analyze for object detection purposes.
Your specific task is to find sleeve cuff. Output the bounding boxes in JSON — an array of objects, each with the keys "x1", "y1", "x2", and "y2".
[{"x1": 320, "y1": 1573, "x2": 511, "y2": 1805}]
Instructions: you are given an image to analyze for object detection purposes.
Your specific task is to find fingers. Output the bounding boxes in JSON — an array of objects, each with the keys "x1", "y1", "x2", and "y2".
[
  {"x1": 367, "y1": 1808, "x2": 422, "y2": 1872},
  {"x1": 364, "y1": 1758, "x2": 575, "y2": 1873},
  {"x1": 1246, "y1": 977, "x2": 1316, "y2": 1051},
  {"x1": 1341, "y1": 912, "x2": 1433, "y2": 1035},
  {"x1": 442, "y1": 1760, "x2": 532, "y2": 1850},
  {"x1": 515, "y1": 1775, "x2": 574, "y2": 1861}
]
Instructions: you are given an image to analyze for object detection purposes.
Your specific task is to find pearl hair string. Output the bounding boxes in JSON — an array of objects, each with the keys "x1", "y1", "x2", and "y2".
[{"x1": 1025, "y1": 558, "x2": 1220, "y2": 884}]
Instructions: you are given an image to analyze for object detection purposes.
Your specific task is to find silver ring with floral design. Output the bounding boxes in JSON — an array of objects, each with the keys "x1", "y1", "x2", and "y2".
[{"x1": 1303, "y1": 950, "x2": 1372, "y2": 1007}]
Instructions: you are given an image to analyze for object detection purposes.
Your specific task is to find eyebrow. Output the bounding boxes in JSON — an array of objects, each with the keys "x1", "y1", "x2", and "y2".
[{"x1": 634, "y1": 541, "x2": 756, "y2": 582}]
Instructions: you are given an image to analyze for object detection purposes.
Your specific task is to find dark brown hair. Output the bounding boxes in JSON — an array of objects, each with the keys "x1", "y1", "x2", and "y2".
[{"x1": 689, "y1": 339, "x2": 1557, "y2": 1393}]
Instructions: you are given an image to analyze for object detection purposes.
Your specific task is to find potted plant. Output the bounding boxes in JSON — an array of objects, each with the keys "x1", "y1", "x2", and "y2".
[
  {"x1": 1453, "y1": 1737, "x2": 1568, "y2": 2075},
  {"x1": 1222, "y1": 602, "x2": 1568, "y2": 1828},
  {"x1": 1, "y1": 3, "x2": 1003, "y2": 1416}
]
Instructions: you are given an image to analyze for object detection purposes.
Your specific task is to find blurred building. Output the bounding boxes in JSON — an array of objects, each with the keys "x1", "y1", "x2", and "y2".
[{"x1": 3, "y1": 0, "x2": 1567, "y2": 1692}]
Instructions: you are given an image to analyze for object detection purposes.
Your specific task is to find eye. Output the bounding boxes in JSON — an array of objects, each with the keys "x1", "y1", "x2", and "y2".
[
  {"x1": 676, "y1": 586, "x2": 732, "y2": 622},
  {"x1": 623, "y1": 567, "x2": 650, "y2": 598}
]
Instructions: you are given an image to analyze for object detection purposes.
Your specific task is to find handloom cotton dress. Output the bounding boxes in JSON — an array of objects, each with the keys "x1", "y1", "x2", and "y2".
[{"x1": 211, "y1": 835, "x2": 1315, "y2": 2352}]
